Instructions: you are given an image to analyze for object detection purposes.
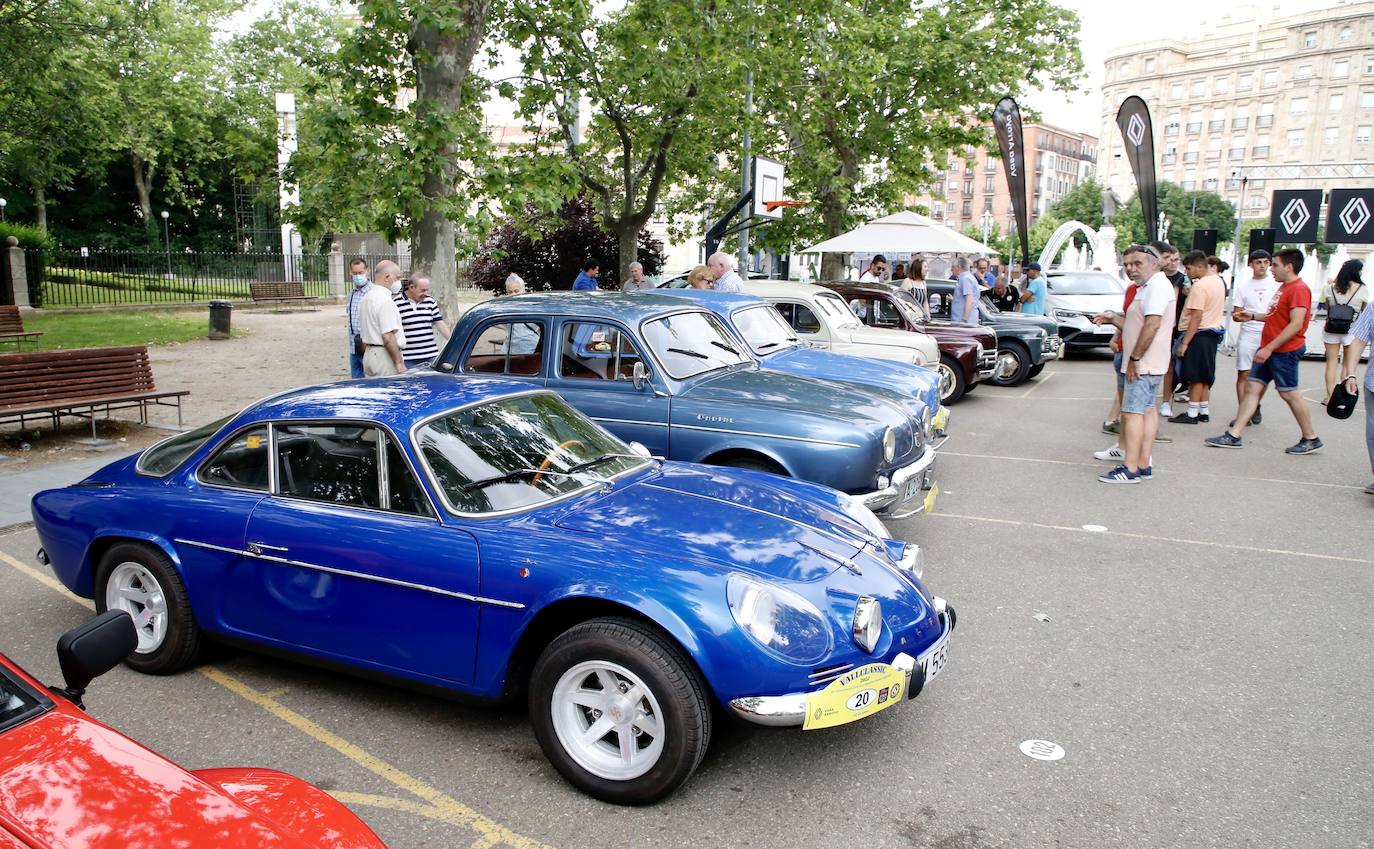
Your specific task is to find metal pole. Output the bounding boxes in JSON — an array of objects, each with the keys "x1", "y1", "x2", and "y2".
[
  {"x1": 1222, "y1": 175, "x2": 1248, "y2": 350},
  {"x1": 737, "y1": 0, "x2": 753, "y2": 272},
  {"x1": 162, "y1": 215, "x2": 172, "y2": 278}
]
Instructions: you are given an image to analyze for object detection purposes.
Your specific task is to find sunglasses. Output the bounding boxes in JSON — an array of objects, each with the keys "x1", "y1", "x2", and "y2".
[{"x1": 1126, "y1": 244, "x2": 1161, "y2": 258}]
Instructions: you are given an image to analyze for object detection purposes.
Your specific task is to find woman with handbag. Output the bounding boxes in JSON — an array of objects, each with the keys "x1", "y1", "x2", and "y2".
[{"x1": 1320, "y1": 259, "x2": 1369, "y2": 403}]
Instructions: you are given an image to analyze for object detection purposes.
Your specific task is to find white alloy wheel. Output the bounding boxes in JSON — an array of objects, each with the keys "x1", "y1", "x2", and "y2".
[
  {"x1": 105, "y1": 561, "x2": 169, "y2": 654},
  {"x1": 550, "y1": 660, "x2": 667, "y2": 781},
  {"x1": 936, "y1": 361, "x2": 957, "y2": 400}
]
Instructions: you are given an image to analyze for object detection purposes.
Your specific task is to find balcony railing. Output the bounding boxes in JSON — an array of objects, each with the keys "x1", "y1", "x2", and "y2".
[
  {"x1": 1186, "y1": 122, "x2": 1202, "y2": 133},
  {"x1": 1208, "y1": 120, "x2": 1225, "y2": 132},
  {"x1": 1183, "y1": 151, "x2": 1199, "y2": 162},
  {"x1": 1232, "y1": 117, "x2": 1249, "y2": 130},
  {"x1": 1161, "y1": 154, "x2": 1177, "y2": 164},
  {"x1": 1253, "y1": 145, "x2": 1271, "y2": 157},
  {"x1": 1228, "y1": 147, "x2": 1245, "y2": 159},
  {"x1": 1257, "y1": 115, "x2": 1274, "y2": 128}
]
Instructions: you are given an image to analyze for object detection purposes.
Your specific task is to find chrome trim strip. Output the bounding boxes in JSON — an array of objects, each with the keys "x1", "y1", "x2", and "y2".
[
  {"x1": 672, "y1": 423, "x2": 861, "y2": 449},
  {"x1": 172, "y1": 538, "x2": 525, "y2": 609},
  {"x1": 591, "y1": 416, "x2": 670, "y2": 428}
]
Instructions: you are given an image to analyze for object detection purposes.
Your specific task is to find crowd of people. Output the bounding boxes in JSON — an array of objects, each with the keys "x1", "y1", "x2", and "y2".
[{"x1": 345, "y1": 258, "x2": 451, "y2": 378}]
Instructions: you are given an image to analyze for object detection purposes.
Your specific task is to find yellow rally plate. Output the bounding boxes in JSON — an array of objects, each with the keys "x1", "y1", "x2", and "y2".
[
  {"x1": 922, "y1": 482, "x2": 939, "y2": 514},
  {"x1": 932, "y1": 407, "x2": 950, "y2": 433},
  {"x1": 803, "y1": 662, "x2": 906, "y2": 730}
]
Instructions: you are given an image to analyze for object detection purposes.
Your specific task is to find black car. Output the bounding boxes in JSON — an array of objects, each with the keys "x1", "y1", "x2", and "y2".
[{"x1": 924, "y1": 279, "x2": 1061, "y2": 386}]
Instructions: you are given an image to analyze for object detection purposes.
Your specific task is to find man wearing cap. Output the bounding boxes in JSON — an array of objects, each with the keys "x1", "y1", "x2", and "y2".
[{"x1": 1019, "y1": 262, "x2": 1047, "y2": 316}]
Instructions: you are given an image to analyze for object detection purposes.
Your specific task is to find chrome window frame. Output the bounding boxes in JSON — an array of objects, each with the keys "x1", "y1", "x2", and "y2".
[{"x1": 636, "y1": 307, "x2": 751, "y2": 381}]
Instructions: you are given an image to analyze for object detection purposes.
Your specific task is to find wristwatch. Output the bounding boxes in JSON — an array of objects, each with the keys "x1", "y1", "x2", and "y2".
[{"x1": 1129, "y1": 355, "x2": 1142, "y2": 362}]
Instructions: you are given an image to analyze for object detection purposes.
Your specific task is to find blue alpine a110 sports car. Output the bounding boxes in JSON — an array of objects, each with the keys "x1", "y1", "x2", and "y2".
[
  {"x1": 31, "y1": 374, "x2": 955, "y2": 804},
  {"x1": 435, "y1": 292, "x2": 939, "y2": 518}
]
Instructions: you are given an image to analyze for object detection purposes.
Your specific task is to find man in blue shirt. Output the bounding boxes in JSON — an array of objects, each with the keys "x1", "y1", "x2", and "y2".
[
  {"x1": 345, "y1": 257, "x2": 370, "y2": 378},
  {"x1": 951, "y1": 258, "x2": 982, "y2": 326},
  {"x1": 572, "y1": 259, "x2": 601, "y2": 291},
  {"x1": 1020, "y1": 262, "x2": 1048, "y2": 316},
  {"x1": 1344, "y1": 303, "x2": 1374, "y2": 493}
]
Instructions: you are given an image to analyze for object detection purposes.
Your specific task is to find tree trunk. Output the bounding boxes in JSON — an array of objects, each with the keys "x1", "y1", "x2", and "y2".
[
  {"x1": 32, "y1": 184, "x2": 46, "y2": 234},
  {"x1": 131, "y1": 152, "x2": 154, "y2": 227},
  {"x1": 409, "y1": 0, "x2": 490, "y2": 319},
  {"x1": 616, "y1": 221, "x2": 639, "y2": 288},
  {"x1": 818, "y1": 194, "x2": 849, "y2": 280}
]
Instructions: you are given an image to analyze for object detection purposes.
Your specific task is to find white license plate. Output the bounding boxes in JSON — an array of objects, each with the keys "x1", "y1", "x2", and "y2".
[{"x1": 920, "y1": 631, "x2": 951, "y2": 684}]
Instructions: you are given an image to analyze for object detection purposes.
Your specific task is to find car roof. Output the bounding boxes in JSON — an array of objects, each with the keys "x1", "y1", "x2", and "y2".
[
  {"x1": 238, "y1": 372, "x2": 543, "y2": 430},
  {"x1": 741, "y1": 279, "x2": 842, "y2": 298},
  {"x1": 816, "y1": 280, "x2": 899, "y2": 297},
  {"x1": 467, "y1": 291, "x2": 710, "y2": 323},
  {"x1": 658, "y1": 289, "x2": 769, "y2": 309}
]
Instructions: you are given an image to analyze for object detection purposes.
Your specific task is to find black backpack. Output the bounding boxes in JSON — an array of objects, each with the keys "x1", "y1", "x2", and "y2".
[{"x1": 1325, "y1": 283, "x2": 1363, "y2": 334}]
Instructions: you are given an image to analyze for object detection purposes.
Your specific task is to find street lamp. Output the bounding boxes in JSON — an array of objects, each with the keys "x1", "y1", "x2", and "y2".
[
  {"x1": 979, "y1": 209, "x2": 994, "y2": 246},
  {"x1": 1157, "y1": 211, "x2": 1171, "y2": 242},
  {"x1": 160, "y1": 210, "x2": 172, "y2": 278},
  {"x1": 0, "y1": 198, "x2": 7, "y2": 221}
]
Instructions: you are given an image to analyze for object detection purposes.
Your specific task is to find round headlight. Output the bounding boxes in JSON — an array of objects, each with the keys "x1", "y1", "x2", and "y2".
[
  {"x1": 853, "y1": 596, "x2": 882, "y2": 653},
  {"x1": 882, "y1": 427, "x2": 897, "y2": 462},
  {"x1": 727, "y1": 574, "x2": 833, "y2": 664}
]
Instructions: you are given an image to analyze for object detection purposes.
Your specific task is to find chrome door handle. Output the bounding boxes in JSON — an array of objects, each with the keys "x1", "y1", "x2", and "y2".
[{"x1": 247, "y1": 542, "x2": 289, "y2": 555}]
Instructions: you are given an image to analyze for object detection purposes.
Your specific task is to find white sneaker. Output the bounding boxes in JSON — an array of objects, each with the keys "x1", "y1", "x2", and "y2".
[
  {"x1": 1094, "y1": 444, "x2": 1125, "y2": 461},
  {"x1": 1160, "y1": 403, "x2": 1174, "y2": 417}
]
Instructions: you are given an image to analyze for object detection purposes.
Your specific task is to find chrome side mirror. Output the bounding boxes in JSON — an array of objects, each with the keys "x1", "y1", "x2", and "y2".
[{"x1": 632, "y1": 361, "x2": 649, "y2": 391}]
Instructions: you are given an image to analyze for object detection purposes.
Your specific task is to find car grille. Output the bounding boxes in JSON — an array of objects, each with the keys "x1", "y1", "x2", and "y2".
[
  {"x1": 977, "y1": 349, "x2": 997, "y2": 371},
  {"x1": 808, "y1": 662, "x2": 853, "y2": 687},
  {"x1": 1043, "y1": 335, "x2": 1061, "y2": 354}
]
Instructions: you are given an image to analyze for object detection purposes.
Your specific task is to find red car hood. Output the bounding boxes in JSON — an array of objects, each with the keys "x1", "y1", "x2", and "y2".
[{"x1": 0, "y1": 706, "x2": 363, "y2": 849}]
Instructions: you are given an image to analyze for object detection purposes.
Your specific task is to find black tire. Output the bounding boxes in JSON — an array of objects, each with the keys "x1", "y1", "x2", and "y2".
[
  {"x1": 991, "y1": 342, "x2": 1032, "y2": 387},
  {"x1": 716, "y1": 455, "x2": 786, "y2": 476},
  {"x1": 1027, "y1": 363, "x2": 1046, "y2": 379},
  {"x1": 529, "y1": 617, "x2": 712, "y2": 805},
  {"x1": 937, "y1": 355, "x2": 968, "y2": 403},
  {"x1": 94, "y1": 541, "x2": 203, "y2": 675}
]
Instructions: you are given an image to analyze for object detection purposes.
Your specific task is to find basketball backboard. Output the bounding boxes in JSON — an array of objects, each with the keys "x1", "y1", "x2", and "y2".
[{"x1": 751, "y1": 156, "x2": 786, "y2": 220}]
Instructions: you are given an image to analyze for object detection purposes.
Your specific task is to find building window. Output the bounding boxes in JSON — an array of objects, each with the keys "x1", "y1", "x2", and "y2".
[
  {"x1": 1232, "y1": 116, "x2": 1249, "y2": 130},
  {"x1": 1165, "y1": 121, "x2": 1180, "y2": 135},
  {"x1": 932, "y1": 201, "x2": 943, "y2": 216},
  {"x1": 1263, "y1": 69, "x2": 1279, "y2": 86},
  {"x1": 1119, "y1": 61, "x2": 1130, "y2": 75},
  {"x1": 1330, "y1": 92, "x2": 1345, "y2": 111},
  {"x1": 1304, "y1": 32, "x2": 1317, "y2": 48},
  {"x1": 983, "y1": 198, "x2": 993, "y2": 212},
  {"x1": 1238, "y1": 73, "x2": 1254, "y2": 90},
  {"x1": 1187, "y1": 119, "x2": 1202, "y2": 134},
  {"x1": 1183, "y1": 151, "x2": 1198, "y2": 163},
  {"x1": 985, "y1": 159, "x2": 997, "y2": 172},
  {"x1": 1191, "y1": 79, "x2": 1206, "y2": 97},
  {"x1": 1253, "y1": 145, "x2": 1270, "y2": 159},
  {"x1": 1366, "y1": 57, "x2": 1374, "y2": 75},
  {"x1": 1250, "y1": 196, "x2": 1266, "y2": 209},
  {"x1": 1144, "y1": 56, "x2": 1156, "y2": 73},
  {"x1": 1229, "y1": 146, "x2": 1245, "y2": 159},
  {"x1": 1334, "y1": 60, "x2": 1350, "y2": 79},
  {"x1": 1257, "y1": 104, "x2": 1275, "y2": 127},
  {"x1": 1214, "y1": 76, "x2": 1229, "y2": 94},
  {"x1": 1287, "y1": 129, "x2": 1305, "y2": 147},
  {"x1": 1363, "y1": 91, "x2": 1374, "y2": 108},
  {"x1": 962, "y1": 201, "x2": 972, "y2": 216},
  {"x1": 1290, "y1": 97, "x2": 1308, "y2": 114},
  {"x1": 1296, "y1": 64, "x2": 1313, "y2": 80},
  {"x1": 1325, "y1": 127, "x2": 1339, "y2": 145},
  {"x1": 963, "y1": 180, "x2": 973, "y2": 195},
  {"x1": 1360, "y1": 126, "x2": 1373, "y2": 144},
  {"x1": 984, "y1": 175, "x2": 995, "y2": 192},
  {"x1": 1170, "y1": 81, "x2": 1184, "y2": 99},
  {"x1": 1340, "y1": 26, "x2": 1353, "y2": 42}
]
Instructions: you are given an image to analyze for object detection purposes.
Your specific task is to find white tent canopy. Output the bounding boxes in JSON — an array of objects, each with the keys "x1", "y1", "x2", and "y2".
[{"x1": 800, "y1": 211, "x2": 999, "y2": 256}]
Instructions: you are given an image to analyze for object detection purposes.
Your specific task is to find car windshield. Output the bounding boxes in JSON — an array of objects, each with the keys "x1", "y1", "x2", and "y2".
[
  {"x1": 731, "y1": 305, "x2": 799, "y2": 354},
  {"x1": 0, "y1": 666, "x2": 49, "y2": 734},
  {"x1": 641, "y1": 311, "x2": 750, "y2": 378},
  {"x1": 812, "y1": 292, "x2": 861, "y2": 328},
  {"x1": 137, "y1": 415, "x2": 232, "y2": 476},
  {"x1": 1049, "y1": 274, "x2": 1125, "y2": 295},
  {"x1": 980, "y1": 296, "x2": 1002, "y2": 316},
  {"x1": 414, "y1": 393, "x2": 646, "y2": 514},
  {"x1": 888, "y1": 289, "x2": 929, "y2": 324}
]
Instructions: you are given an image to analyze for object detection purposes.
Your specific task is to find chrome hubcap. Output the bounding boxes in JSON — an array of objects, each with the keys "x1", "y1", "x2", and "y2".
[
  {"x1": 995, "y1": 350, "x2": 1021, "y2": 380},
  {"x1": 551, "y1": 660, "x2": 666, "y2": 781},
  {"x1": 936, "y1": 363, "x2": 956, "y2": 400},
  {"x1": 106, "y1": 562, "x2": 168, "y2": 654}
]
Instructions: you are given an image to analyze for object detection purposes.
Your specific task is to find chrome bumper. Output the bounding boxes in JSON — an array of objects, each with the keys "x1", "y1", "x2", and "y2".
[
  {"x1": 1042, "y1": 335, "x2": 1063, "y2": 357},
  {"x1": 861, "y1": 445, "x2": 937, "y2": 518},
  {"x1": 976, "y1": 350, "x2": 997, "y2": 380},
  {"x1": 729, "y1": 602, "x2": 956, "y2": 727}
]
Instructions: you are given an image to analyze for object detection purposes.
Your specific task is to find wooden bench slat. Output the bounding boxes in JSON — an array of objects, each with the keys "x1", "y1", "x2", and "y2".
[
  {"x1": 0, "y1": 344, "x2": 186, "y2": 425},
  {"x1": 0, "y1": 390, "x2": 189, "y2": 419}
]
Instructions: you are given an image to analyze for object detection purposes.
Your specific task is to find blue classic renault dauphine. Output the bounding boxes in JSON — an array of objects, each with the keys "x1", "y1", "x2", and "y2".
[
  {"x1": 658, "y1": 288, "x2": 950, "y2": 439},
  {"x1": 31, "y1": 375, "x2": 955, "y2": 804},
  {"x1": 435, "y1": 293, "x2": 937, "y2": 518}
]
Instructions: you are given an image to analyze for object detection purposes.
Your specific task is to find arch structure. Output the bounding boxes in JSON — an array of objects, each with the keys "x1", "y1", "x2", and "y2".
[{"x1": 1037, "y1": 220, "x2": 1102, "y2": 270}]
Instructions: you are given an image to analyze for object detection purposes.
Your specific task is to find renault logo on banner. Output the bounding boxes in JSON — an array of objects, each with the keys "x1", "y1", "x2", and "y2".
[
  {"x1": 1327, "y1": 188, "x2": 1374, "y2": 244},
  {"x1": 1126, "y1": 114, "x2": 1146, "y2": 148},
  {"x1": 1270, "y1": 189, "x2": 1323, "y2": 242}
]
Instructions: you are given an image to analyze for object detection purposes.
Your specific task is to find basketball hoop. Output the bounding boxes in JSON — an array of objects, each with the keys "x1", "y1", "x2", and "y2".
[{"x1": 764, "y1": 200, "x2": 806, "y2": 213}]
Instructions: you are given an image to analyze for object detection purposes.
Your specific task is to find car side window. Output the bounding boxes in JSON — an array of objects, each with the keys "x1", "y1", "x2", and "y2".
[
  {"x1": 775, "y1": 302, "x2": 821, "y2": 334},
  {"x1": 200, "y1": 426, "x2": 270, "y2": 491},
  {"x1": 559, "y1": 322, "x2": 642, "y2": 381},
  {"x1": 463, "y1": 321, "x2": 544, "y2": 376},
  {"x1": 928, "y1": 293, "x2": 951, "y2": 319},
  {"x1": 275, "y1": 423, "x2": 382, "y2": 510},
  {"x1": 383, "y1": 434, "x2": 433, "y2": 517}
]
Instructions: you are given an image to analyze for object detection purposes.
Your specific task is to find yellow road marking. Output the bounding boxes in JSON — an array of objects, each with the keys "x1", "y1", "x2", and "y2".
[
  {"x1": 1019, "y1": 370, "x2": 1055, "y2": 397},
  {"x1": 926, "y1": 512, "x2": 1374, "y2": 565},
  {"x1": 0, "y1": 547, "x2": 555, "y2": 849}
]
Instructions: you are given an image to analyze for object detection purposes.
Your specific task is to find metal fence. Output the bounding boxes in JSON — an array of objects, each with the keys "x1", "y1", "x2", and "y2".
[{"x1": 26, "y1": 250, "x2": 346, "y2": 308}]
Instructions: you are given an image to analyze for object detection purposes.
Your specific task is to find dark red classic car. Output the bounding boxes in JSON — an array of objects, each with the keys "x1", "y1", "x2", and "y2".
[{"x1": 820, "y1": 282, "x2": 998, "y2": 403}]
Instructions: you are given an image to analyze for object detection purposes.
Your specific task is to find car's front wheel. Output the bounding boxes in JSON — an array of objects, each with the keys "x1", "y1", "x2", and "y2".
[
  {"x1": 95, "y1": 541, "x2": 202, "y2": 674},
  {"x1": 937, "y1": 355, "x2": 967, "y2": 403},
  {"x1": 529, "y1": 618, "x2": 712, "y2": 805},
  {"x1": 1028, "y1": 363, "x2": 1046, "y2": 379},
  {"x1": 991, "y1": 342, "x2": 1032, "y2": 386}
]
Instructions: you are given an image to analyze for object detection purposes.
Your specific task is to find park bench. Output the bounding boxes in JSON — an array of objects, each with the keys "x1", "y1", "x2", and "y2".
[
  {"x1": 249, "y1": 281, "x2": 316, "y2": 303},
  {"x1": 0, "y1": 306, "x2": 41, "y2": 350},
  {"x1": 0, "y1": 345, "x2": 187, "y2": 438}
]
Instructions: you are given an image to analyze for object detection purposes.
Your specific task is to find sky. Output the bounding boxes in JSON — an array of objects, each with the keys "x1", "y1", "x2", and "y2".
[{"x1": 1025, "y1": 0, "x2": 1337, "y2": 137}]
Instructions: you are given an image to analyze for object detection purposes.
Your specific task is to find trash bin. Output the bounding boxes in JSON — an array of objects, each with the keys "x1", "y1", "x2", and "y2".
[{"x1": 208, "y1": 300, "x2": 232, "y2": 340}]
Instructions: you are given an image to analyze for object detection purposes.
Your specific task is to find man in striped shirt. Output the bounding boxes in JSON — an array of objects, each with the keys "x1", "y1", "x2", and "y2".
[{"x1": 395, "y1": 274, "x2": 451, "y2": 369}]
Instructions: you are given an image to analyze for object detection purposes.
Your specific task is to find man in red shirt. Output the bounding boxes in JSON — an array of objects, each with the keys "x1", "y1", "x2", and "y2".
[{"x1": 1206, "y1": 248, "x2": 1322, "y2": 454}]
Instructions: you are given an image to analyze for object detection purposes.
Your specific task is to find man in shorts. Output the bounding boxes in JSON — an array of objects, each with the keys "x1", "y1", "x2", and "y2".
[
  {"x1": 1206, "y1": 248, "x2": 1321, "y2": 454},
  {"x1": 1230, "y1": 250, "x2": 1277, "y2": 426},
  {"x1": 1091, "y1": 244, "x2": 1176, "y2": 483},
  {"x1": 1169, "y1": 251, "x2": 1226, "y2": 423}
]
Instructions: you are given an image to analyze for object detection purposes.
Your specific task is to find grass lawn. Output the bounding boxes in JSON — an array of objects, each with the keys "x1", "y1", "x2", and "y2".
[{"x1": 24, "y1": 310, "x2": 236, "y2": 350}]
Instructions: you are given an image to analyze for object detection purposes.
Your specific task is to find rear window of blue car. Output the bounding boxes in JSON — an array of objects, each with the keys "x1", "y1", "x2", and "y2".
[{"x1": 137, "y1": 415, "x2": 232, "y2": 476}]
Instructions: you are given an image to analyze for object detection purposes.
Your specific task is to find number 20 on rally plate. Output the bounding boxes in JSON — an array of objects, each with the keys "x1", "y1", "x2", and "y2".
[{"x1": 803, "y1": 663, "x2": 905, "y2": 730}]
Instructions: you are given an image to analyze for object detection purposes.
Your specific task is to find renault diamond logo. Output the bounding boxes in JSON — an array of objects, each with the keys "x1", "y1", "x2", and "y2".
[
  {"x1": 1280, "y1": 198, "x2": 1312, "y2": 234},
  {"x1": 1126, "y1": 114, "x2": 1146, "y2": 148},
  {"x1": 1339, "y1": 197, "x2": 1371, "y2": 234}
]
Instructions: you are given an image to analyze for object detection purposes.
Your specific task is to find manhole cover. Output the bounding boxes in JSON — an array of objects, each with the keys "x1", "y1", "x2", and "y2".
[{"x1": 1019, "y1": 739, "x2": 1065, "y2": 761}]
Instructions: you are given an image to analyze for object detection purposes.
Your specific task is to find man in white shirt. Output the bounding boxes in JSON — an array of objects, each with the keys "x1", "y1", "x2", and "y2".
[
  {"x1": 622, "y1": 261, "x2": 651, "y2": 291},
  {"x1": 707, "y1": 252, "x2": 745, "y2": 292},
  {"x1": 360, "y1": 260, "x2": 406, "y2": 376},
  {"x1": 1230, "y1": 250, "x2": 1279, "y2": 427},
  {"x1": 858, "y1": 255, "x2": 887, "y2": 283}
]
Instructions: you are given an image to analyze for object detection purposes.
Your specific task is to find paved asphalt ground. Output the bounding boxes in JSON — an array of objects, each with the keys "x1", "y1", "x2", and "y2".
[{"x1": 1, "y1": 350, "x2": 1371, "y2": 849}]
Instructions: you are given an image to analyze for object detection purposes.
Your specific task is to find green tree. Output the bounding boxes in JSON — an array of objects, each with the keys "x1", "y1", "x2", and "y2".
[
  {"x1": 751, "y1": 0, "x2": 1084, "y2": 278},
  {"x1": 1109, "y1": 182, "x2": 1237, "y2": 253},
  {"x1": 1046, "y1": 178, "x2": 1107, "y2": 230}
]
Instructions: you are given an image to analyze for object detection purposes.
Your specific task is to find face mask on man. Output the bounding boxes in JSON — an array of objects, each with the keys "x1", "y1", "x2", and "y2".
[
  {"x1": 352, "y1": 273, "x2": 368, "y2": 287},
  {"x1": 390, "y1": 279, "x2": 403, "y2": 295}
]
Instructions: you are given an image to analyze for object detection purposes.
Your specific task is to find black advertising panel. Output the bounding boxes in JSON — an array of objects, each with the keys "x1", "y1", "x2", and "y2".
[
  {"x1": 1269, "y1": 189, "x2": 1322, "y2": 242},
  {"x1": 1248, "y1": 228, "x2": 1276, "y2": 257},
  {"x1": 992, "y1": 97, "x2": 1030, "y2": 263},
  {"x1": 1115, "y1": 97, "x2": 1158, "y2": 242},
  {"x1": 1325, "y1": 188, "x2": 1374, "y2": 243},
  {"x1": 1191, "y1": 229, "x2": 1218, "y2": 255}
]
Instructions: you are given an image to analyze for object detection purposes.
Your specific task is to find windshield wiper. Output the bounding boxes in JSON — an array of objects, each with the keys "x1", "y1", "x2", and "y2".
[
  {"x1": 567, "y1": 452, "x2": 657, "y2": 474},
  {"x1": 666, "y1": 347, "x2": 708, "y2": 359},
  {"x1": 461, "y1": 467, "x2": 610, "y2": 492},
  {"x1": 755, "y1": 341, "x2": 782, "y2": 351},
  {"x1": 710, "y1": 340, "x2": 740, "y2": 355}
]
